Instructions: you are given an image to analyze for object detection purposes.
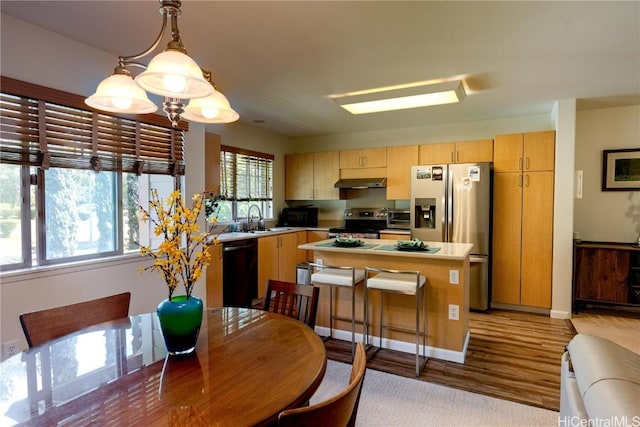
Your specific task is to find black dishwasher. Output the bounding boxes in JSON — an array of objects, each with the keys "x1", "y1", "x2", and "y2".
[{"x1": 222, "y1": 239, "x2": 258, "y2": 307}]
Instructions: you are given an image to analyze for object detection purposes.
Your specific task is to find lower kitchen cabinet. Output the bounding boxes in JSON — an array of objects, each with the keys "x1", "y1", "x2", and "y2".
[
  {"x1": 258, "y1": 231, "x2": 307, "y2": 297},
  {"x1": 205, "y1": 243, "x2": 224, "y2": 307},
  {"x1": 573, "y1": 242, "x2": 640, "y2": 311},
  {"x1": 306, "y1": 230, "x2": 328, "y2": 261}
]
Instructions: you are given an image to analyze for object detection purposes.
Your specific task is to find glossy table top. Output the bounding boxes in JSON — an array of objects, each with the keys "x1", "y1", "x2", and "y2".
[{"x1": 0, "y1": 307, "x2": 327, "y2": 426}]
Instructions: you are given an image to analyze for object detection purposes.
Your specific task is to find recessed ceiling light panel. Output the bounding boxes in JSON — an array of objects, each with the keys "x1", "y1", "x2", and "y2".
[{"x1": 334, "y1": 80, "x2": 466, "y2": 115}]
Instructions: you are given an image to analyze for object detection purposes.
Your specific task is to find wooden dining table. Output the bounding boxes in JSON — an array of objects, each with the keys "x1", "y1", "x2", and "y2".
[{"x1": 0, "y1": 307, "x2": 327, "y2": 426}]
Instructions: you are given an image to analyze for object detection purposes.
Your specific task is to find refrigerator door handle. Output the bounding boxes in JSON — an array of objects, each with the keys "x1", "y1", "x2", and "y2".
[{"x1": 446, "y1": 165, "x2": 454, "y2": 242}]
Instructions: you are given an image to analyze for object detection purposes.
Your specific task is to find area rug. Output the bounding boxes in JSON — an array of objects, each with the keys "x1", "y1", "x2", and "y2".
[{"x1": 310, "y1": 360, "x2": 558, "y2": 427}]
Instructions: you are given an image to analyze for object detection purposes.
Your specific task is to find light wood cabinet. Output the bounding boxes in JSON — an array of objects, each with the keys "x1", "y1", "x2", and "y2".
[
  {"x1": 285, "y1": 153, "x2": 314, "y2": 200},
  {"x1": 379, "y1": 232, "x2": 411, "y2": 240},
  {"x1": 306, "y1": 230, "x2": 328, "y2": 261},
  {"x1": 520, "y1": 171, "x2": 554, "y2": 307},
  {"x1": 492, "y1": 131, "x2": 555, "y2": 309},
  {"x1": 340, "y1": 147, "x2": 386, "y2": 169},
  {"x1": 285, "y1": 151, "x2": 339, "y2": 200},
  {"x1": 386, "y1": 145, "x2": 418, "y2": 200},
  {"x1": 493, "y1": 131, "x2": 555, "y2": 173},
  {"x1": 205, "y1": 243, "x2": 224, "y2": 307},
  {"x1": 419, "y1": 139, "x2": 493, "y2": 165},
  {"x1": 258, "y1": 231, "x2": 307, "y2": 296},
  {"x1": 313, "y1": 151, "x2": 340, "y2": 200}
]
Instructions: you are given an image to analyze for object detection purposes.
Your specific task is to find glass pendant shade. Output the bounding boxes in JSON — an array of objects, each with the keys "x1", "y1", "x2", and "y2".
[
  {"x1": 85, "y1": 73, "x2": 157, "y2": 114},
  {"x1": 182, "y1": 88, "x2": 240, "y2": 123},
  {"x1": 135, "y1": 50, "x2": 214, "y2": 99}
]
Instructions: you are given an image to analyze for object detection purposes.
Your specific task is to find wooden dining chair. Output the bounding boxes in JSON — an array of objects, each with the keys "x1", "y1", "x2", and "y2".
[
  {"x1": 263, "y1": 280, "x2": 320, "y2": 329},
  {"x1": 19, "y1": 292, "x2": 131, "y2": 347},
  {"x1": 278, "y1": 341, "x2": 367, "y2": 427}
]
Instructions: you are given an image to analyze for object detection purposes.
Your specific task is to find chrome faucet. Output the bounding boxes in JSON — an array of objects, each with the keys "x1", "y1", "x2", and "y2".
[{"x1": 247, "y1": 204, "x2": 263, "y2": 231}]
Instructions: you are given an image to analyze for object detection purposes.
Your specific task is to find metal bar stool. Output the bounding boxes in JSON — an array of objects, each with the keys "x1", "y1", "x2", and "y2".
[
  {"x1": 308, "y1": 262, "x2": 365, "y2": 359},
  {"x1": 364, "y1": 266, "x2": 427, "y2": 376}
]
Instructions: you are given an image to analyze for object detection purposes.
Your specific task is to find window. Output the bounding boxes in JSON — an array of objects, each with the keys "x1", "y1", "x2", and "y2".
[
  {"x1": 219, "y1": 145, "x2": 273, "y2": 223},
  {"x1": 0, "y1": 163, "x2": 30, "y2": 267},
  {"x1": 0, "y1": 77, "x2": 185, "y2": 271}
]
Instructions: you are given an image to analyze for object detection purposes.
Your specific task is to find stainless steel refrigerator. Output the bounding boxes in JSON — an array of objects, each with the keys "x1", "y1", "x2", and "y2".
[{"x1": 410, "y1": 163, "x2": 491, "y2": 310}]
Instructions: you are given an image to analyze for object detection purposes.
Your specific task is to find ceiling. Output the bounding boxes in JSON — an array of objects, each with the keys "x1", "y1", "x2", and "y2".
[{"x1": 1, "y1": 1, "x2": 639, "y2": 138}]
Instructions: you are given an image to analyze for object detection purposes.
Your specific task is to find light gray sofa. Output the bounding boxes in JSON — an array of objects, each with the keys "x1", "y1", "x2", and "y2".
[{"x1": 560, "y1": 334, "x2": 640, "y2": 423}]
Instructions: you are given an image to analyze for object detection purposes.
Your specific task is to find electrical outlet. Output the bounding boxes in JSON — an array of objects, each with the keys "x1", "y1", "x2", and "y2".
[
  {"x1": 449, "y1": 269, "x2": 459, "y2": 285},
  {"x1": 448, "y1": 304, "x2": 459, "y2": 321},
  {"x1": 2, "y1": 340, "x2": 20, "y2": 359},
  {"x1": 315, "y1": 258, "x2": 323, "y2": 265}
]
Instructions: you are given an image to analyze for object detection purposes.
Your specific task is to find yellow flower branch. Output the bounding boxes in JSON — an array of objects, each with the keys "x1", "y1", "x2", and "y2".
[{"x1": 139, "y1": 189, "x2": 220, "y2": 300}]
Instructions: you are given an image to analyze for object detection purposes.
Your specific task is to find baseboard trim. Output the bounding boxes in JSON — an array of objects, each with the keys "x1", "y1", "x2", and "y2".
[
  {"x1": 314, "y1": 326, "x2": 468, "y2": 364},
  {"x1": 490, "y1": 302, "x2": 550, "y2": 315},
  {"x1": 550, "y1": 309, "x2": 571, "y2": 319}
]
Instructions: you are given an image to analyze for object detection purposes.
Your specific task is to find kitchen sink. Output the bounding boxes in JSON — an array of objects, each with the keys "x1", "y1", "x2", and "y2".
[{"x1": 268, "y1": 227, "x2": 292, "y2": 232}]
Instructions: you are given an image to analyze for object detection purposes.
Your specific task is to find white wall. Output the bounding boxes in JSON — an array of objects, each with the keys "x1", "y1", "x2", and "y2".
[
  {"x1": 551, "y1": 99, "x2": 577, "y2": 319},
  {"x1": 574, "y1": 105, "x2": 640, "y2": 243}
]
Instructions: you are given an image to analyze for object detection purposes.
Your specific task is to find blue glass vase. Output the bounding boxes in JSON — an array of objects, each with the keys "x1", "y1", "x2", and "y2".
[{"x1": 157, "y1": 295, "x2": 203, "y2": 356}]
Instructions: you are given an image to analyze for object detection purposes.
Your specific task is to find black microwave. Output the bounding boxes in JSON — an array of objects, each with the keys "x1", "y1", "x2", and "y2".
[{"x1": 279, "y1": 207, "x2": 318, "y2": 227}]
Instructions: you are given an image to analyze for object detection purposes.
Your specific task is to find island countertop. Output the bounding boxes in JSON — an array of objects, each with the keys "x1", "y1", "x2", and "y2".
[
  {"x1": 298, "y1": 238, "x2": 473, "y2": 261},
  {"x1": 300, "y1": 237, "x2": 473, "y2": 362}
]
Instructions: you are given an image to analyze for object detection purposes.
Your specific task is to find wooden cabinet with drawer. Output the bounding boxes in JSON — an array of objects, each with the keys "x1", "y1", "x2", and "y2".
[{"x1": 573, "y1": 242, "x2": 640, "y2": 311}]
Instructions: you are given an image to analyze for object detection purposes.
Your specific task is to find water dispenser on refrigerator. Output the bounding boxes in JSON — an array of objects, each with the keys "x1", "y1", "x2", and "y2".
[{"x1": 414, "y1": 198, "x2": 436, "y2": 230}]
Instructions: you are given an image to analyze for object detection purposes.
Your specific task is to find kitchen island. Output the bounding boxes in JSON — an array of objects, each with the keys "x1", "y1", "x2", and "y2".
[{"x1": 299, "y1": 238, "x2": 474, "y2": 363}]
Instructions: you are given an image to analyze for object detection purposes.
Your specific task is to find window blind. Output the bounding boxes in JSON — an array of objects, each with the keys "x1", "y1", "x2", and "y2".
[
  {"x1": 220, "y1": 145, "x2": 273, "y2": 201},
  {"x1": 0, "y1": 78, "x2": 184, "y2": 176}
]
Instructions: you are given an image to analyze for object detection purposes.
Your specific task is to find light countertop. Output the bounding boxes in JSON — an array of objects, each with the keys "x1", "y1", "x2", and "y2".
[
  {"x1": 217, "y1": 227, "x2": 307, "y2": 243},
  {"x1": 299, "y1": 238, "x2": 473, "y2": 261}
]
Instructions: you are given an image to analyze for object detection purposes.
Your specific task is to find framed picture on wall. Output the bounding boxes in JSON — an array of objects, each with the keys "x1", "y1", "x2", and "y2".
[{"x1": 602, "y1": 148, "x2": 640, "y2": 191}]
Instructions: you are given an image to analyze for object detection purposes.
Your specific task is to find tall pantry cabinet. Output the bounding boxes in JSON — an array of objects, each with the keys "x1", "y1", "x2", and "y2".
[{"x1": 491, "y1": 131, "x2": 555, "y2": 309}]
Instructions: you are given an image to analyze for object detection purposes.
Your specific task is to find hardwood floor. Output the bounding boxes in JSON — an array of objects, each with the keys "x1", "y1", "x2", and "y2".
[
  {"x1": 325, "y1": 309, "x2": 575, "y2": 412},
  {"x1": 570, "y1": 307, "x2": 640, "y2": 355}
]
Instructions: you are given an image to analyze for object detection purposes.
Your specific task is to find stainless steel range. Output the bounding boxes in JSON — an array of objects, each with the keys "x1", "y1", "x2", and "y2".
[{"x1": 328, "y1": 207, "x2": 388, "y2": 239}]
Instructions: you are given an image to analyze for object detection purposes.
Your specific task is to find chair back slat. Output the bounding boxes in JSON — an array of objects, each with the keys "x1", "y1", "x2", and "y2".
[
  {"x1": 278, "y1": 342, "x2": 367, "y2": 427},
  {"x1": 20, "y1": 292, "x2": 131, "y2": 347},
  {"x1": 263, "y1": 280, "x2": 319, "y2": 329}
]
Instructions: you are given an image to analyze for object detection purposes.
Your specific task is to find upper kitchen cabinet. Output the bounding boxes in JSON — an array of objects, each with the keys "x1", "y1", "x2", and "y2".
[
  {"x1": 340, "y1": 147, "x2": 387, "y2": 169},
  {"x1": 493, "y1": 131, "x2": 555, "y2": 173},
  {"x1": 285, "y1": 151, "x2": 339, "y2": 200},
  {"x1": 386, "y1": 145, "x2": 418, "y2": 200},
  {"x1": 313, "y1": 151, "x2": 340, "y2": 199},
  {"x1": 418, "y1": 139, "x2": 493, "y2": 165}
]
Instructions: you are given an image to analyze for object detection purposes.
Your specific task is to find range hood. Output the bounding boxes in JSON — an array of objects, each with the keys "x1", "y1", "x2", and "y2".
[{"x1": 334, "y1": 177, "x2": 387, "y2": 189}]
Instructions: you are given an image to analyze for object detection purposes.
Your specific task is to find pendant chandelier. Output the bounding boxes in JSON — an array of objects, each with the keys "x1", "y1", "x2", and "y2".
[{"x1": 85, "y1": 0, "x2": 238, "y2": 128}]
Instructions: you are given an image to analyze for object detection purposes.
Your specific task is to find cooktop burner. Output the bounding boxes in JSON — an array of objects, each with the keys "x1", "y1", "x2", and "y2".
[{"x1": 328, "y1": 207, "x2": 388, "y2": 239}]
